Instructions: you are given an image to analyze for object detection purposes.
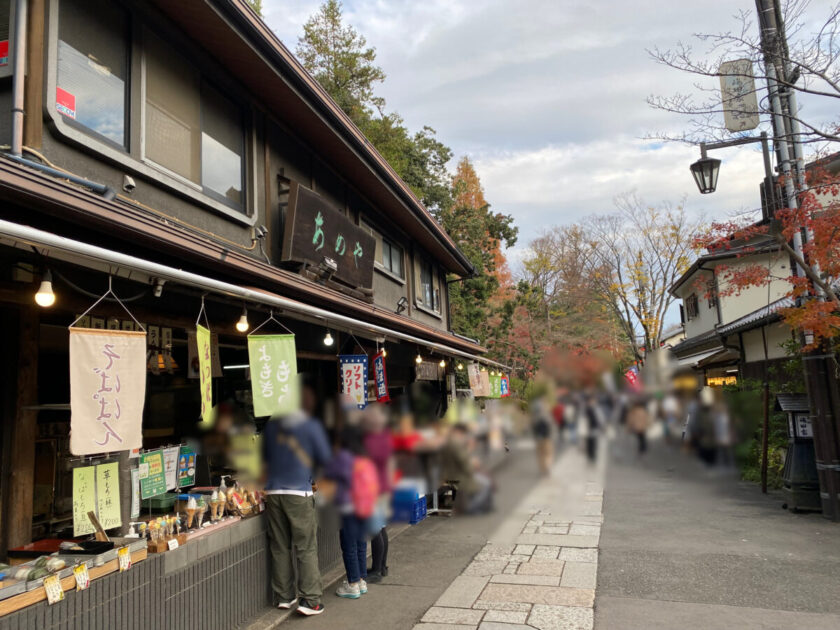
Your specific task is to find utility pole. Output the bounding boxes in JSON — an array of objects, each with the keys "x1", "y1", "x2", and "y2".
[{"x1": 755, "y1": 0, "x2": 840, "y2": 520}]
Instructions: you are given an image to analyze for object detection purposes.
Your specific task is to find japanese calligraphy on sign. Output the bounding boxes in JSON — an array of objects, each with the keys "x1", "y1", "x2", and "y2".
[
  {"x1": 69, "y1": 328, "x2": 145, "y2": 455},
  {"x1": 340, "y1": 354, "x2": 369, "y2": 409},
  {"x1": 489, "y1": 373, "x2": 502, "y2": 399},
  {"x1": 139, "y1": 450, "x2": 167, "y2": 499},
  {"x1": 373, "y1": 351, "x2": 390, "y2": 403},
  {"x1": 500, "y1": 375, "x2": 511, "y2": 398},
  {"x1": 247, "y1": 334, "x2": 299, "y2": 417},
  {"x1": 72, "y1": 462, "x2": 122, "y2": 536},
  {"x1": 196, "y1": 324, "x2": 213, "y2": 426},
  {"x1": 282, "y1": 182, "x2": 376, "y2": 289},
  {"x1": 467, "y1": 363, "x2": 482, "y2": 393},
  {"x1": 719, "y1": 59, "x2": 760, "y2": 132}
]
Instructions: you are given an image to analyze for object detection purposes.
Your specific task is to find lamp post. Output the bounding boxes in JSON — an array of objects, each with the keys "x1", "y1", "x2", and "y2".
[{"x1": 690, "y1": 132, "x2": 776, "y2": 217}]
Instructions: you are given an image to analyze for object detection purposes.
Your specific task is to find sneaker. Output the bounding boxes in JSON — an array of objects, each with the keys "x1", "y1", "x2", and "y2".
[
  {"x1": 276, "y1": 597, "x2": 297, "y2": 609},
  {"x1": 335, "y1": 580, "x2": 361, "y2": 599},
  {"x1": 359, "y1": 579, "x2": 368, "y2": 594},
  {"x1": 297, "y1": 600, "x2": 325, "y2": 616}
]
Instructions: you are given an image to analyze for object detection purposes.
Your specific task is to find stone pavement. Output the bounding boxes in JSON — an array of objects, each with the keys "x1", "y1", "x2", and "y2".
[{"x1": 413, "y1": 445, "x2": 605, "y2": 630}]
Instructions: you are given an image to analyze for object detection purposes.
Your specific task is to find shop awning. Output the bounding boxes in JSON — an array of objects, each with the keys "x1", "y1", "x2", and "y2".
[
  {"x1": 676, "y1": 347, "x2": 724, "y2": 367},
  {"x1": 0, "y1": 219, "x2": 511, "y2": 371}
]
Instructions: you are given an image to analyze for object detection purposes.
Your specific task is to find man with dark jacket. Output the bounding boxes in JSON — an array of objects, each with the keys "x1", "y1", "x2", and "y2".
[{"x1": 263, "y1": 385, "x2": 331, "y2": 617}]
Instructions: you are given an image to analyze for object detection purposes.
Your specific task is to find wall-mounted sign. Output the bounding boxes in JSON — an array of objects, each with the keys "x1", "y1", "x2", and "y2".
[
  {"x1": 415, "y1": 361, "x2": 442, "y2": 382},
  {"x1": 340, "y1": 354, "x2": 369, "y2": 409},
  {"x1": 373, "y1": 351, "x2": 390, "y2": 403},
  {"x1": 282, "y1": 182, "x2": 376, "y2": 289},
  {"x1": 500, "y1": 375, "x2": 510, "y2": 398},
  {"x1": 69, "y1": 328, "x2": 146, "y2": 455},
  {"x1": 489, "y1": 373, "x2": 502, "y2": 399}
]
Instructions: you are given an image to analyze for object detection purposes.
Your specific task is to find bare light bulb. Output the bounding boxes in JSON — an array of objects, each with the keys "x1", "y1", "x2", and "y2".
[
  {"x1": 457, "y1": 363, "x2": 464, "y2": 371},
  {"x1": 439, "y1": 359, "x2": 446, "y2": 368},
  {"x1": 324, "y1": 331, "x2": 334, "y2": 346},
  {"x1": 235, "y1": 308, "x2": 249, "y2": 333},
  {"x1": 415, "y1": 353, "x2": 423, "y2": 364},
  {"x1": 35, "y1": 270, "x2": 55, "y2": 307}
]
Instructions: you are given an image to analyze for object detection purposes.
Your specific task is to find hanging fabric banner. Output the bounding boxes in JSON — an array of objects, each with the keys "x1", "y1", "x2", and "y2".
[
  {"x1": 478, "y1": 370, "x2": 492, "y2": 398},
  {"x1": 500, "y1": 375, "x2": 511, "y2": 398},
  {"x1": 340, "y1": 354, "x2": 369, "y2": 409},
  {"x1": 196, "y1": 324, "x2": 213, "y2": 426},
  {"x1": 373, "y1": 351, "x2": 390, "y2": 403},
  {"x1": 247, "y1": 334, "x2": 299, "y2": 417},
  {"x1": 70, "y1": 328, "x2": 146, "y2": 455},
  {"x1": 467, "y1": 363, "x2": 482, "y2": 392},
  {"x1": 489, "y1": 373, "x2": 502, "y2": 399}
]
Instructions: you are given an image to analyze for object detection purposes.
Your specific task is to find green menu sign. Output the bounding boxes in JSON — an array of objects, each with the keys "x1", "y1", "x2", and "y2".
[{"x1": 139, "y1": 450, "x2": 167, "y2": 499}]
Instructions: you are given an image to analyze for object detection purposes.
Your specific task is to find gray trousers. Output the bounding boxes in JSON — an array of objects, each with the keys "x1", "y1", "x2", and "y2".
[{"x1": 265, "y1": 494, "x2": 322, "y2": 604}]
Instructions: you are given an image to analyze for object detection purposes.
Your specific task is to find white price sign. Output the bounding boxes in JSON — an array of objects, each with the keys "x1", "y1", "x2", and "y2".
[
  {"x1": 118, "y1": 546, "x2": 131, "y2": 572},
  {"x1": 44, "y1": 574, "x2": 64, "y2": 605},
  {"x1": 73, "y1": 564, "x2": 90, "y2": 591}
]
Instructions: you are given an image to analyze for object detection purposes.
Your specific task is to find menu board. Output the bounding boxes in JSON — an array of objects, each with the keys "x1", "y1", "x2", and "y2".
[
  {"x1": 72, "y1": 466, "x2": 97, "y2": 536},
  {"x1": 177, "y1": 446, "x2": 196, "y2": 488},
  {"x1": 139, "y1": 450, "x2": 167, "y2": 499}
]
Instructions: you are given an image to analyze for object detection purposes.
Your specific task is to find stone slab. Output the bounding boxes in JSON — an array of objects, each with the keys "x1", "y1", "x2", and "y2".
[
  {"x1": 479, "y1": 583, "x2": 594, "y2": 607},
  {"x1": 463, "y1": 560, "x2": 509, "y2": 577},
  {"x1": 478, "y1": 623, "x2": 532, "y2": 630},
  {"x1": 516, "y1": 534, "x2": 600, "y2": 548},
  {"x1": 436, "y1": 575, "x2": 490, "y2": 608},
  {"x1": 560, "y1": 548, "x2": 598, "y2": 563},
  {"x1": 533, "y1": 545, "x2": 561, "y2": 559},
  {"x1": 472, "y1": 600, "x2": 533, "y2": 612},
  {"x1": 517, "y1": 559, "x2": 566, "y2": 577},
  {"x1": 483, "y1": 610, "x2": 529, "y2": 624},
  {"x1": 413, "y1": 625, "x2": 478, "y2": 630},
  {"x1": 513, "y1": 544, "x2": 535, "y2": 556},
  {"x1": 569, "y1": 524, "x2": 600, "y2": 536},
  {"x1": 490, "y1": 574, "x2": 560, "y2": 586},
  {"x1": 528, "y1": 604, "x2": 594, "y2": 630},
  {"x1": 560, "y1": 561, "x2": 598, "y2": 589},
  {"x1": 422, "y1": 606, "x2": 485, "y2": 625}
]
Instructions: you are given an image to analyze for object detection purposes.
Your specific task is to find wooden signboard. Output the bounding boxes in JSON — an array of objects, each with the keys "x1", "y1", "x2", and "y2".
[{"x1": 282, "y1": 182, "x2": 376, "y2": 289}]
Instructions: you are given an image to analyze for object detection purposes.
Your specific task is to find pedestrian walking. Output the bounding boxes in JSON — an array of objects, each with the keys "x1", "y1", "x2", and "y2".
[
  {"x1": 361, "y1": 404, "x2": 394, "y2": 583},
  {"x1": 263, "y1": 383, "x2": 331, "y2": 617},
  {"x1": 627, "y1": 399, "x2": 650, "y2": 456},
  {"x1": 530, "y1": 397, "x2": 554, "y2": 475}
]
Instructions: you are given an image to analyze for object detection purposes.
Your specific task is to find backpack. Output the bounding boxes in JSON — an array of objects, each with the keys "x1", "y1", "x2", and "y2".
[{"x1": 351, "y1": 457, "x2": 380, "y2": 519}]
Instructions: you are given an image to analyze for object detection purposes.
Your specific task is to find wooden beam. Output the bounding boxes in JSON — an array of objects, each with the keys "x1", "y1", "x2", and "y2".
[
  {"x1": 6, "y1": 307, "x2": 39, "y2": 548},
  {"x1": 23, "y1": 0, "x2": 45, "y2": 149}
]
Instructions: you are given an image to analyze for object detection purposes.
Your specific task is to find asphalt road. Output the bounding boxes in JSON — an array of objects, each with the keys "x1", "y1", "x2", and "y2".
[{"x1": 595, "y1": 433, "x2": 840, "y2": 630}]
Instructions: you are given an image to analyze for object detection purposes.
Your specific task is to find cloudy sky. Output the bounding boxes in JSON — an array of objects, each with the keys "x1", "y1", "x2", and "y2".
[{"x1": 262, "y1": 0, "x2": 835, "y2": 269}]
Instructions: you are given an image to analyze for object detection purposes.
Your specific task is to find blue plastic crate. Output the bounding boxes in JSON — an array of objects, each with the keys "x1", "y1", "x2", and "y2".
[{"x1": 392, "y1": 496, "x2": 427, "y2": 524}]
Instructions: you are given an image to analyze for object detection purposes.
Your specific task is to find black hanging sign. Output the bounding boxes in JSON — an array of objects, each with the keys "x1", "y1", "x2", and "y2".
[{"x1": 282, "y1": 182, "x2": 376, "y2": 290}]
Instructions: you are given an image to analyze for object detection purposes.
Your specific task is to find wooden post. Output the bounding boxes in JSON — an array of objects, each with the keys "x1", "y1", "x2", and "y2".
[
  {"x1": 7, "y1": 307, "x2": 39, "y2": 548},
  {"x1": 23, "y1": 0, "x2": 45, "y2": 149}
]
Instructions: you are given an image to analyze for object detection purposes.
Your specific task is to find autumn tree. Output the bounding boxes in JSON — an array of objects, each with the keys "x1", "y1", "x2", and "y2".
[
  {"x1": 441, "y1": 158, "x2": 517, "y2": 350},
  {"x1": 584, "y1": 194, "x2": 702, "y2": 363},
  {"x1": 245, "y1": 0, "x2": 263, "y2": 17}
]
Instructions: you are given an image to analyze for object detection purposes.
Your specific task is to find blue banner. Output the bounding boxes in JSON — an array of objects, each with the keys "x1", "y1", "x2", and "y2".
[
  {"x1": 373, "y1": 351, "x2": 390, "y2": 403},
  {"x1": 339, "y1": 354, "x2": 369, "y2": 409}
]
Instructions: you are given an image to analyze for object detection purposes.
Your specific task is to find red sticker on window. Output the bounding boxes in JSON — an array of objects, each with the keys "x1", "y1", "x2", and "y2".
[
  {"x1": 56, "y1": 87, "x2": 76, "y2": 119},
  {"x1": 0, "y1": 40, "x2": 9, "y2": 66}
]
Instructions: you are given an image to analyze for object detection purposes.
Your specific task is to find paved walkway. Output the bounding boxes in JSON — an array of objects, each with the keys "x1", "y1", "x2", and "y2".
[
  {"x1": 595, "y1": 432, "x2": 840, "y2": 630},
  {"x1": 413, "y1": 445, "x2": 605, "y2": 630}
]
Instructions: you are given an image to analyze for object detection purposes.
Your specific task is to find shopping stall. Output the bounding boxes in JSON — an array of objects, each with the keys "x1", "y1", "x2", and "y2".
[{"x1": 0, "y1": 219, "x2": 510, "y2": 627}]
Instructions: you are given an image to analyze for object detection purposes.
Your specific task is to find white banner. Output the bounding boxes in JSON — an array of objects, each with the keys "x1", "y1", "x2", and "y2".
[{"x1": 70, "y1": 328, "x2": 146, "y2": 455}]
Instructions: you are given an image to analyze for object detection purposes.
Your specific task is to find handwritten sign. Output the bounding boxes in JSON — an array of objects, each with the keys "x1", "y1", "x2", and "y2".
[
  {"x1": 340, "y1": 354, "x2": 368, "y2": 409},
  {"x1": 489, "y1": 374, "x2": 502, "y2": 399},
  {"x1": 163, "y1": 446, "x2": 180, "y2": 490},
  {"x1": 69, "y1": 328, "x2": 146, "y2": 455},
  {"x1": 44, "y1": 574, "x2": 64, "y2": 604},
  {"x1": 373, "y1": 351, "x2": 390, "y2": 403},
  {"x1": 281, "y1": 182, "x2": 376, "y2": 290},
  {"x1": 247, "y1": 334, "x2": 299, "y2": 417},
  {"x1": 118, "y1": 546, "x2": 131, "y2": 571},
  {"x1": 73, "y1": 466, "x2": 97, "y2": 536},
  {"x1": 139, "y1": 450, "x2": 167, "y2": 499},
  {"x1": 74, "y1": 564, "x2": 90, "y2": 591},
  {"x1": 415, "y1": 360, "x2": 441, "y2": 381},
  {"x1": 467, "y1": 364, "x2": 482, "y2": 393},
  {"x1": 719, "y1": 59, "x2": 759, "y2": 132},
  {"x1": 196, "y1": 325, "x2": 213, "y2": 426},
  {"x1": 96, "y1": 462, "x2": 121, "y2": 530},
  {"x1": 177, "y1": 446, "x2": 196, "y2": 488}
]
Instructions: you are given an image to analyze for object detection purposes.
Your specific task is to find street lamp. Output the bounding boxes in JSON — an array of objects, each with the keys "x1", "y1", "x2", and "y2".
[
  {"x1": 690, "y1": 156, "x2": 721, "y2": 194},
  {"x1": 689, "y1": 132, "x2": 776, "y2": 215}
]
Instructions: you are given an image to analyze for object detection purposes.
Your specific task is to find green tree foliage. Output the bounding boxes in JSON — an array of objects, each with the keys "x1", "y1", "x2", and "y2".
[
  {"x1": 246, "y1": 0, "x2": 263, "y2": 17},
  {"x1": 296, "y1": 0, "x2": 453, "y2": 215}
]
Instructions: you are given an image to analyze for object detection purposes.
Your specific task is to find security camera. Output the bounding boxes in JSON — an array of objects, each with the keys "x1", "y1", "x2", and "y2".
[
  {"x1": 123, "y1": 175, "x2": 136, "y2": 193},
  {"x1": 255, "y1": 225, "x2": 268, "y2": 239}
]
